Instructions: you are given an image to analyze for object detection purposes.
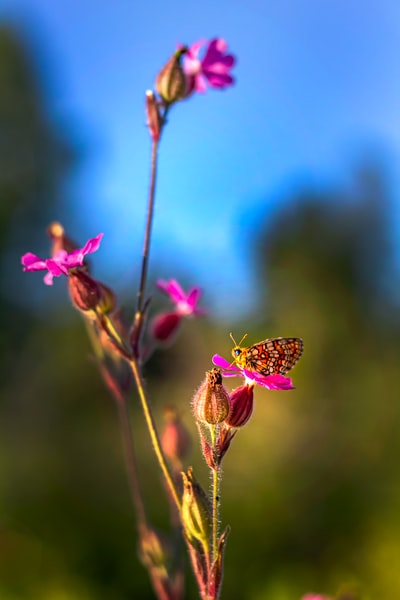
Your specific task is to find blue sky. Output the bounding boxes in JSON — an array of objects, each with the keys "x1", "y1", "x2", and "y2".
[{"x1": 2, "y1": 0, "x2": 400, "y2": 319}]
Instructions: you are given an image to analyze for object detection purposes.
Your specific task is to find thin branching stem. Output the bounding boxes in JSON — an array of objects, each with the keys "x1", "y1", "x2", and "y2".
[
  {"x1": 84, "y1": 320, "x2": 148, "y2": 533},
  {"x1": 129, "y1": 357, "x2": 181, "y2": 512},
  {"x1": 133, "y1": 138, "x2": 159, "y2": 355}
]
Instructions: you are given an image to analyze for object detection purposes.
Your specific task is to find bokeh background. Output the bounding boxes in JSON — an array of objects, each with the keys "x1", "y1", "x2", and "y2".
[{"x1": 1, "y1": 1, "x2": 400, "y2": 599}]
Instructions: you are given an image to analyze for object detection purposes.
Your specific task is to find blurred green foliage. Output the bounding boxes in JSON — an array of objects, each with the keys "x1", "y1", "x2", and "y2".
[{"x1": 1, "y1": 23, "x2": 400, "y2": 600}]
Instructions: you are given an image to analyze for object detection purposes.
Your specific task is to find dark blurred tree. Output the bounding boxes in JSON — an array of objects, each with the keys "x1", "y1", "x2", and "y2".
[
  {"x1": 0, "y1": 24, "x2": 146, "y2": 600},
  {"x1": 0, "y1": 23, "x2": 75, "y2": 369},
  {"x1": 221, "y1": 163, "x2": 400, "y2": 599}
]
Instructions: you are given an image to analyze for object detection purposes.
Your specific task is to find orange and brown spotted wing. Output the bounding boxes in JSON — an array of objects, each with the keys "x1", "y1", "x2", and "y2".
[{"x1": 241, "y1": 337, "x2": 304, "y2": 376}]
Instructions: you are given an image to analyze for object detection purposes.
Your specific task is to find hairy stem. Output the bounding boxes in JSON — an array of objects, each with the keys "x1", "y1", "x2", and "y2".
[{"x1": 210, "y1": 425, "x2": 220, "y2": 562}]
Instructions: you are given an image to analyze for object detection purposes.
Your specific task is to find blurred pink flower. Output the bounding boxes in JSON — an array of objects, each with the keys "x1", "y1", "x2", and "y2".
[
  {"x1": 21, "y1": 233, "x2": 103, "y2": 285},
  {"x1": 212, "y1": 354, "x2": 294, "y2": 390},
  {"x1": 157, "y1": 279, "x2": 205, "y2": 316},
  {"x1": 301, "y1": 595, "x2": 331, "y2": 600},
  {"x1": 184, "y1": 38, "x2": 236, "y2": 93}
]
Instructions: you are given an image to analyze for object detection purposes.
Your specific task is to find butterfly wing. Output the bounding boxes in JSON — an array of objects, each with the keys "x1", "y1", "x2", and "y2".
[{"x1": 243, "y1": 337, "x2": 304, "y2": 376}]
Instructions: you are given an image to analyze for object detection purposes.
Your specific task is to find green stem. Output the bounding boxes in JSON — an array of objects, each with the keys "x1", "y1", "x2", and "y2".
[
  {"x1": 210, "y1": 425, "x2": 220, "y2": 562},
  {"x1": 128, "y1": 357, "x2": 181, "y2": 512}
]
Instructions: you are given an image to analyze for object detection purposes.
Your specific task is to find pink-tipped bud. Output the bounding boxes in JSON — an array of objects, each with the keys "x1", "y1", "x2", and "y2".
[
  {"x1": 155, "y1": 47, "x2": 187, "y2": 104},
  {"x1": 224, "y1": 384, "x2": 254, "y2": 428},
  {"x1": 161, "y1": 407, "x2": 191, "y2": 469},
  {"x1": 181, "y1": 467, "x2": 211, "y2": 550},
  {"x1": 216, "y1": 427, "x2": 237, "y2": 464},
  {"x1": 193, "y1": 368, "x2": 230, "y2": 425},
  {"x1": 145, "y1": 90, "x2": 162, "y2": 141},
  {"x1": 198, "y1": 428, "x2": 216, "y2": 470},
  {"x1": 68, "y1": 270, "x2": 102, "y2": 312},
  {"x1": 151, "y1": 312, "x2": 181, "y2": 342},
  {"x1": 47, "y1": 221, "x2": 78, "y2": 255}
]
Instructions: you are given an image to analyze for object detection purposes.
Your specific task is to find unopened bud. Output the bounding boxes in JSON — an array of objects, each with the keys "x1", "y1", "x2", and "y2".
[
  {"x1": 138, "y1": 528, "x2": 169, "y2": 578},
  {"x1": 198, "y1": 428, "x2": 216, "y2": 470},
  {"x1": 145, "y1": 90, "x2": 162, "y2": 141},
  {"x1": 161, "y1": 407, "x2": 191, "y2": 469},
  {"x1": 216, "y1": 427, "x2": 237, "y2": 464},
  {"x1": 155, "y1": 47, "x2": 187, "y2": 104},
  {"x1": 151, "y1": 312, "x2": 181, "y2": 342},
  {"x1": 224, "y1": 384, "x2": 254, "y2": 428},
  {"x1": 68, "y1": 270, "x2": 102, "y2": 312},
  {"x1": 193, "y1": 369, "x2": 230, "y2": 425},
  {"x1": 181, "y1": 467, "x2": 211, "y2": 550}
]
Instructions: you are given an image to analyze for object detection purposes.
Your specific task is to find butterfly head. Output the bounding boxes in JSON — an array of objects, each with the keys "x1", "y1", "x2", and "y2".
[{"x1": 230, "y1": 332, "x2": 248, "y2": 365}]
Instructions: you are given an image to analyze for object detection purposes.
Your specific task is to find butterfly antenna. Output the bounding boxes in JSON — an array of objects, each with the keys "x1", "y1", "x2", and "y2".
[{"x1": 230, "y1": 332, "x2": 248, "y2": 348}]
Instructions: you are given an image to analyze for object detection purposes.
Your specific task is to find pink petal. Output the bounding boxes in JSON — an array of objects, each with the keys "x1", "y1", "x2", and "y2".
[
  {"x1": 212, "y1": 354, "x2": 232, "y2": 369},
  {"x1": 43, "y1": 271, "x2": 55, "y2": 286},
  {"x1": 45, "y1": 259, "x2": 67, "y2": 276},
  {"x1": 194, "y1": 74, "x2": 208, "y2": 93},
  {"x1": 185, "y1": 39, "x2": 206, "y2": 62},
  {"x1": 186, "y1": 287, "x2": 201, "y2": 309},
  {"x1": 157, "y1": 279, "x2": 186, "y2": 303},
  {"x1": 250, "y1": 372, "x2": 294, "y2": 390},
  {"x1": 21, "y1": 253, "x2": 47, "y2": 271},
  {"x1": 68, "y1": 233, "x2": 103, "y2": 265}
]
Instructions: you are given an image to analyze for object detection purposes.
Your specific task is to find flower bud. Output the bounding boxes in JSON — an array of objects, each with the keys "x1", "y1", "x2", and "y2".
[
  {"x1": 155, "y1": 47, "x2": 187, "y2": 104},
  {"x1": 145, "y1": 90, "x2": 162, "y2": 141},
  {"x1": 181, "y1": 467, "x2": 211, "y2": 550},
  {"x1": 193, "y1": 368, "x2": 230, "y2": 425},
  {"x1": 224, "y1": 384, "x2": 254, "y2": 428},
  {"x1": 151, "y1": 312, "x2": 181, "y2": 342},
  {"x1": 161, "y1": 406, "x2": 191, "y2": 469},
  {"x1": 198, "y1": 428, "x2": 216, "y2": 470},
  {"x1": 138, "y1": 528, "x2": 170, "y2": 577},
  {"x1": 216, "y1": 427, "x2": 237, "y2": 464},
  {"x1": 68, "y1": 270, "x2": 102, "y2": 312}
]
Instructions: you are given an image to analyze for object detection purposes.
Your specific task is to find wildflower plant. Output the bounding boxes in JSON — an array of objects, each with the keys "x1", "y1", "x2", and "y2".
[{"x1": 21, "y1": 38, "x2": 307, "y2": 599}]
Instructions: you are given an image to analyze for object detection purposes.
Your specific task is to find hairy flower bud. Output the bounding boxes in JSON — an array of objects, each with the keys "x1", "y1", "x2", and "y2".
[
  {"x1": 181, "y1": 467, "x2": 211, "y2": 550},
  {"x1": 193, "y1": 368, "x2": 230, "y2": 425},
  {"x1": 68, "y1": 270, "x2": 102, "y2": 312},
  {"x1": 155, "y1": 47, "x2": 187, "y2": 104},
  {"x1": 224, "y1": 384, "x2": 254, "y2": 428},
  {"x1": 145, "y1": 90, "x2": 162, "y2": 141}
]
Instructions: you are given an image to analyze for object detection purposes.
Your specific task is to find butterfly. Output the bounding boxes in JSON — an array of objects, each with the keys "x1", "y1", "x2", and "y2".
[{"x1": 230, "y1": 333, "x2": 304, "y2": 376}]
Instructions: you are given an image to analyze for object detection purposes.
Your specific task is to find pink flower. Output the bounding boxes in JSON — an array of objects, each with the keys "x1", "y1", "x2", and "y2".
[
  {"x1": 301, "y1": 596, "x2": 331, "y2": 600},
  {"x1": 184, "y1": 38, "x2": 236, "y2": 93},
  {"x1": 156, "y1": 279, "x2": 205, "y2": 316},
  {"x1": 212, "y1": 354, "x2": 294, "y2": 390},
  {"x1": 21, "y1": 233, "x2": 103, "y2": 285}
]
